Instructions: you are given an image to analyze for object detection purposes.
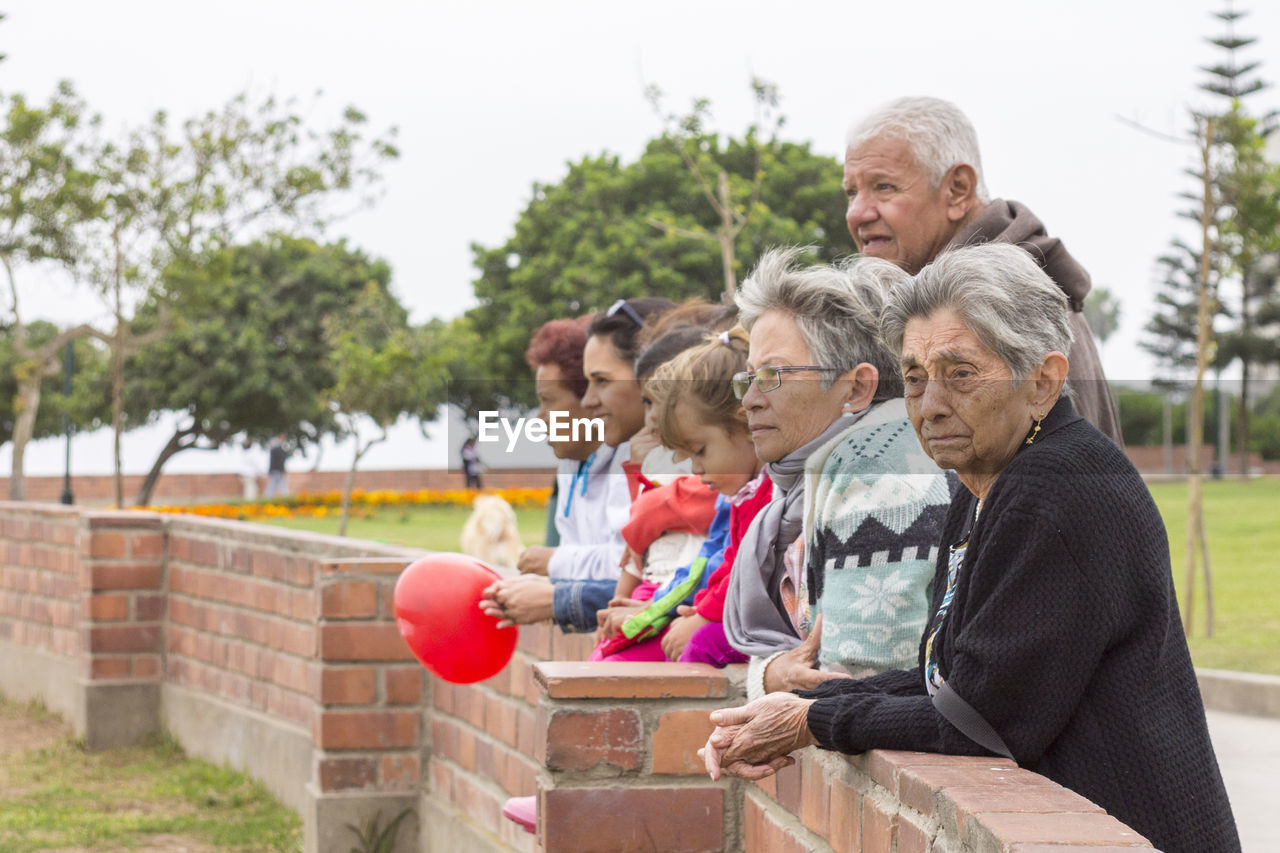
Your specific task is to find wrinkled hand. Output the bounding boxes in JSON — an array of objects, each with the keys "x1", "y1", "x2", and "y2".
[
  {"x1": 661, "y1": 606, "x2": 708, "y2": 661},
  {"x1": 516, "y1": 545, "x2": 554, "y2": 576},
  {"x1": 628, "y1": 424, "x2": 661, "y2": 468},
  {"x1": 763, "y1": 615, "x2": 852, "y2": 693},
  {"x1": 479, "y1": 575, "x2": 554, "y2": 628},
  {"x1": 698, "y1": 692, "x2": 817, "y2": 781},
  {"x1": 594, "y1": 601, "x2": 645, "y2": 644}
]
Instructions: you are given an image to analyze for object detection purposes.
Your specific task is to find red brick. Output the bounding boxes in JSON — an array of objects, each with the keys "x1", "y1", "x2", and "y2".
[
  {"x1": 135, "y1": 594, "x2": 165, "y2": 621},
  {"x1": 90, "y1": 657, "x2": 131, "y2": 679},
  {"x1": 133, "y1": 655, "x2": 161, "y2": 679},
  {"x1": 534, "y1": 661, "x2": 729, "y2": 699},
  {"x1": 89, "y1": 563, "x2": 162, "y2": 591},
  {"x1": 970, "y1": 812, "x2": 1152, "y2": 847},
  {"x1": 90, "y1": 531, "x2": 127, "y2": 558},
  {"x1": 129, "y1": 533, "x2": 165, "y2": 558},
  {"x1": 774, "y1": 758, "x2": 802, "y2": 815},
  {"x1": 320, "y1": 667, "x2": 377, "y2": 705},
  {"x1": 538, "y1": 708, "x2": 640, "y2": 771},
  {"x1": 430, "y1": 677, "x2": 454, "y2": 715},
  {"x1": 897, "y1": 819, "x2": 931, "y2": 853},
  {"x1": 89, "y1": 624, "x2": 160, "y2": 653},
  {"x1": 758, "y1": 806, "x2": 811, "y2": 853},
  {"x1": 1008, "y1": 840, "x2": 1162, "y2": 845},
  {"x1": 428, "y1": 755, "x2": 453, "y2": 801},
  {"x1": 800, "y1": 753, "x2": 829, "y2": 839},
  {"x1": 381, "y1": 753, "x2": 420, "y2": 789},
  {"x1": 318, "y1": 757, "x2": 377, "y2": 791},
  {"x1": 899, "y1": 765, "x2": 1059, "y2": 816},
  {"x1": 487, "y1": 694, "x2": 518, "y2": 748},
  {"x1": 319, "y1": 623, "x2": 414, "y2": 662},
  {"x1": 457, "y1": 727, "x2": 476, "y2": 771},
  {"x1": 322, "y1": 580, "x2": 378, "y2": 619},
  {"x1": 88, "y1": 593, "x2": 129, "y2": 621},
  {"x1": 542, "y1": 787, "x2": 723, "y2": 852},
  {"x1": 863, "y1": 797, "x2": 899, "y2": 852},
  {"x1": 743, "y1": 794, "x2": 765, "y2": 852},
  {"x1": 651, "y1": 709, "x2": 715, "y2": 775},
  {"x1": 827, "y1": 777, "x2": 860, "y2": 851},
  {"x1": 384, "y1": 666, "x2": 423, "y2": 704},
  {"x1": 868, "y1": 749, "x2": 1009, "y2": 795},
  {"x1": 944, "y1": 784, "x2": 1103, "y2": 833},
  {"x1": 315, "y1": 710, "x2": 419, "y2": 750}
]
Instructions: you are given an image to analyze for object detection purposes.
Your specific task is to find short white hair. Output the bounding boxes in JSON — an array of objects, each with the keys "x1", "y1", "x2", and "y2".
[
  {"x1": 846, "y1": 96, "x2": 990, "y2": 203},
  {"x1": 880, "y1": 243, "x2": 1073, "y2": 381},
  {"x1": 737, "y1": 246, "x2": 908, "y2": 401}
]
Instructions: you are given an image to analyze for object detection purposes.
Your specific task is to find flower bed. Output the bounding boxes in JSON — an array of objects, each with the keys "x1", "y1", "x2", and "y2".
[{"x1": 139, "y1": 486, "x2": 552, "y2": 521}]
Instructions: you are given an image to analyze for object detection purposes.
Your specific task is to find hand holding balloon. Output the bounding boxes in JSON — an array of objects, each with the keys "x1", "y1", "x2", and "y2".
[{"x1": 393, "y1": 553, "x2": 518, "y2": 684}]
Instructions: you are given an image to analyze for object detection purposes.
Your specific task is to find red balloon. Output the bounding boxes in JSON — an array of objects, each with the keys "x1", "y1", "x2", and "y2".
[{"x1": 393, "y1": 553, "x2": 518, "y2": 684}]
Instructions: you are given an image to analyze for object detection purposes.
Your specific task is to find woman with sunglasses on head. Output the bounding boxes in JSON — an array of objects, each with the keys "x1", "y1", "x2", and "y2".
[
  {"x1": 481, "y1": 298, "x2": 675, "y2": 634},
  {"x1": 725, "y1": 248, "x2": 955, "y2": 702}
]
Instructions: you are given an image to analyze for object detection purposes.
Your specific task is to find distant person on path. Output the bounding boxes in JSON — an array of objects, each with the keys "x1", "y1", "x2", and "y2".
[
  {"x1": 235, "y1": 438, "x2": 262, "y2": 501},
  {"x1": 840, "y1": 96, "x2": 1122, "y2": 444},
  {"x1": 460, "y1": 437, "x2": 483, "y2": 489},
  {"x1": 264, "y1": 434, "x2": 289, "y2": 498}
]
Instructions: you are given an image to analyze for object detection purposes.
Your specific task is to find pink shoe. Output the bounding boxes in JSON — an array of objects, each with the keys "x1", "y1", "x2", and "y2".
[{"x1": 502, "y1": 795, "x2": 536, "y2": 833}]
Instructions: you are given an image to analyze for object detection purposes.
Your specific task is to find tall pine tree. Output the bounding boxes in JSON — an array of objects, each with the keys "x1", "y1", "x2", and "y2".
[{"x1": 1142, "y1": 3, "x2": 1280, "y2": 474}]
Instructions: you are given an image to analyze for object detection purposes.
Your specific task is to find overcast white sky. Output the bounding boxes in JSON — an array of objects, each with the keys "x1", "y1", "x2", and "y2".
[{"x1": 5, "y1": 0, "x2": 1278, "y2": 477}]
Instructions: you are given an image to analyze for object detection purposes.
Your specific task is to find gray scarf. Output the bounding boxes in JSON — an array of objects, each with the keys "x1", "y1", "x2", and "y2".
[{"x1": 723, "y1": 415, "x2": 859, "y2": 657}]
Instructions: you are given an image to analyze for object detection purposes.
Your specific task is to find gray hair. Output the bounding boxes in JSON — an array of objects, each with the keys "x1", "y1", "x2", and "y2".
[
  {"x1": 880, "y1": 243, "x2": 1074, "y2": 381},
  {"x1": 737, "y1": 246, "x2": 909, "y2": 401},
  {"x1": 846, "y1": 96, "x2": 990, "y2": 203}
]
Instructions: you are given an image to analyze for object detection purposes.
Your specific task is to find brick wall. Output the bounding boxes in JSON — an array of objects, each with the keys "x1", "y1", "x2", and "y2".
[
  {"x1": 0, "y1": 500, "x2": 1155, "y2": 852},
  {"x1": 0, "y1": 504, "x2": 81, "y2": 658},
  {"x1": 5, "y1": 467, "x2": 557, "y2": 506}
]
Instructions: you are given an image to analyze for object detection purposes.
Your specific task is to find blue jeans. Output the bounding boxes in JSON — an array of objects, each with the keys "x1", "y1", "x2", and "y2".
[{"x1": 551, "y1": 578, "x2": 616, "y2": 633}]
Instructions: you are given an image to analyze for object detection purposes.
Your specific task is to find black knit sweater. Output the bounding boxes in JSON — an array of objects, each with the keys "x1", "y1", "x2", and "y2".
[{"x1": 801, "y1": 398, "x2": 1239, "y2": 852}]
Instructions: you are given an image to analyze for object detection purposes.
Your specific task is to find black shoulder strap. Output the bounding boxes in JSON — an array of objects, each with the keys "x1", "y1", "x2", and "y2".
[{"x1": 932, "y1": 682, "x2": 1015, "y2": 761}]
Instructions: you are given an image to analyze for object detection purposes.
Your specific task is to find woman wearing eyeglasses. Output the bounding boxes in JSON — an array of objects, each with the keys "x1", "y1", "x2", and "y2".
[{"x1": 725, "y1": 247, "x2": 955, "y2": 701}]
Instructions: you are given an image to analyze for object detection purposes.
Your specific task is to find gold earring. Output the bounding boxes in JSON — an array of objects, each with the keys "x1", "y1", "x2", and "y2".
[{"x1": 1025, "y1": 414, "x2": 1044, "y2": 446}]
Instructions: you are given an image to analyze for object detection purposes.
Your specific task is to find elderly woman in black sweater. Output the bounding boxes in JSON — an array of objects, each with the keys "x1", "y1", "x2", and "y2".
[{"x1": 699, "y1": 243, "x2": 1239, "y2": 852}]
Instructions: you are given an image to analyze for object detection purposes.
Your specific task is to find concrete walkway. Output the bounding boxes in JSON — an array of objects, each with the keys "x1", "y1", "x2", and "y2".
[{"x1": 1207, "y1": 709, "x2": 1280, "y2": 852}]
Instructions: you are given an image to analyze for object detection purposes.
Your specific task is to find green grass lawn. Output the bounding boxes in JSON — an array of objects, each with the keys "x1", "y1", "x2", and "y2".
[
  {"x1": 1147, "y1": 477, "x2": 1280, "y2": 675},
  {"x1": 258, "y1": 479, "x2": 1279, "y2": 675},
  {"x1": 0, "y1": 697, "x2": 301, "y2": 852},
  {"x1": 263, "y1": 503, "x2": 550, "y2": 553}
]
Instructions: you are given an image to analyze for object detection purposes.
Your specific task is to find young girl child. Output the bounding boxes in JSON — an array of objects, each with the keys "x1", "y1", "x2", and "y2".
[{"x1": 595, "y1": 328, "x2": 775, "y2": 665}]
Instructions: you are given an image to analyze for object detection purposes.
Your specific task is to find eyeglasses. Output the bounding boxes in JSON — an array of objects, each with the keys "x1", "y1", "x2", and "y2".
[
  {"x1": 606, "y1": 299, "x2": 646, "y2": 327},
  {"x1": 732, "y1": 365, "x2": 839, "y2": 399}
]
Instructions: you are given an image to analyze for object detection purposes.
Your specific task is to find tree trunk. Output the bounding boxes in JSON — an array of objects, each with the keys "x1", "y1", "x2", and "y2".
[
  {"x1": 135, "y1": 426, "x2": 195, "y2": 506},
  {"x1": 112, "y1": 225, "x2": 126, "y2": 508},
  {"x1": 1183, "y1": 119, "x2": 1216, "y2": 638},
  {"x1": 8, "y1": 372, "x2": 42, "y2": 501},
  {"x1": 717, "y1": 170, "x2": 736, "y2": 303},
  {"x1": 337, "y1": 425, "x2": 386, "y2": 537}
]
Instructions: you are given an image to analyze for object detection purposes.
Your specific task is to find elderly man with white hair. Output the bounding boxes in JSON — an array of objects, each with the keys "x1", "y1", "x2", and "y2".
[{"x1": 840, "y1": 96, "x2": 1123, "y2": 445}]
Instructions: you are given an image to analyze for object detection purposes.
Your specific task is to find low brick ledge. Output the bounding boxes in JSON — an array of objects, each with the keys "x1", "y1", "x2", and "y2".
[
  {"x1": 1197, "y1": 667, "x2": 1280, "y2": 718},
  {"x1": 531, "y1": 662, "x2": 1155, "y2": 852}
]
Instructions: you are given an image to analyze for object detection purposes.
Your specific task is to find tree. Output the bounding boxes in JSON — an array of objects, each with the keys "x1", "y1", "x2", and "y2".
[
  {"x1": 0, "y1": 81, "x2": 103, "y2": 499},
  {"x1": 1142, "y1": 5, "x2": 1280, "y2": 477},
  {"x1": 1, "y1": 321, "x2": 109, "y2": 448},
  {"x1": 460, "y1": 97, "x2": 850, "y2": 417},
  {"x1": 1082, "y1": 286, "x2": 1121, "y2": 351},
  {"x1": 91, "y1": 90, "x2": 399, "y2": 505},
  {"x1": 323, "y1": 283, "x2": 449, "y2": 535},
  {"x1": 123, "y1": 236, "x2": 398, "y2": 506}
]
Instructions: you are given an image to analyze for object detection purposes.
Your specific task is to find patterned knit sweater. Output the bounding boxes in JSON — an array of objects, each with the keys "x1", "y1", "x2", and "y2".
[
  {"x1": 803, "y1": 399, "x2": 956, "y2": 674},
  {"x1": 801, "y1": 398, "x2": 1239, "y2": 852}
]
